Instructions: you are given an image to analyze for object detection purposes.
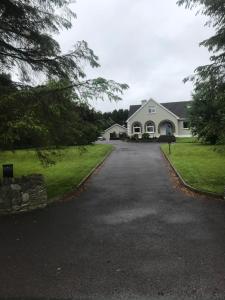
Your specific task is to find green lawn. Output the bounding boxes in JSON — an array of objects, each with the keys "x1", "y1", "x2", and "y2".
[
  {"x1": 176, "y1": 137, "x2": 198, "y2": 143},
  {"x1": 161, "y1": 142, "x2": 225, "y2": 195},
  {"x1": 0, "y1": 144, "x2": 113, "y2": 199}
]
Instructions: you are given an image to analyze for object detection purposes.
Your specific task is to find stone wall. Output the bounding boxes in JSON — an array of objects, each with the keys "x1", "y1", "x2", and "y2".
[{"x1": 0, "y1": 174, "x2": 48, "y2": 215}]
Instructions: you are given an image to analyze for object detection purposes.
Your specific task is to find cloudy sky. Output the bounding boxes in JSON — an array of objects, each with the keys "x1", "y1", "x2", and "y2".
[{"x1": 58, "y1": 0, "x2": 212, "y2": 112}]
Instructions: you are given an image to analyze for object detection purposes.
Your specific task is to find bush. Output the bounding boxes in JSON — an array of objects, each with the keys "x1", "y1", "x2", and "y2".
[
  {"x1": 131, "y1": 134, "x2": 139, "y2": 141},
  {"x1": 158, "y1": 135, "x2": 176, "y2": 143},
  {"x1": 142, "y1": 133, "x2": 150, "y2": 140},
  {"x1": 119, "y1": 132, "x2": 128, "y2": 140},
  {"x1": 150, "y1": 137, "x2": 158, "y2": 142}
]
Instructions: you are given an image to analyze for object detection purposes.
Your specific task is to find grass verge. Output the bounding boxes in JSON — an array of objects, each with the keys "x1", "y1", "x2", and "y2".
[
  {"x1": 176, "y1": 137, "x2": 198, "y2": 143},
  {"x1": 161, "y1": 142, "x2": 225, "y2": 195},
  {"x1": 0, "y1": 144, "x2": 114, "y2": 199}
]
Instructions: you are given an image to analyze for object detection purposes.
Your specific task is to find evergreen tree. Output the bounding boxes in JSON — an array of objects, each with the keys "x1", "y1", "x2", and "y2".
[
  {"x1": 0, "y1": 79, "x2": 105, "y2": 150},
  {"x1": 177, "y1": 0, "x2": 225, "y2": 144},
  {"x1": 0, "y1": 0, "x2": 128, "y2": 152},
  {"x1": 102, "y1": 109, "x2": 128, "y2": 129}
]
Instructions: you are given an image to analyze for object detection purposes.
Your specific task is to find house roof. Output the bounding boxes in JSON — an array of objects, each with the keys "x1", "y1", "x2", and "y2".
[
  {"x1": 161, "y1": 101, "x2": 192, "y2": 119},
  {"x1": 128, "y1": 105, "x2": 141, "y2": 118},
  {"x1": 104, "y1": 123, "x2": 126, "y2": 133},
  {"x1": 128, "y1": 101, "x2": 191, "y2": 119}
]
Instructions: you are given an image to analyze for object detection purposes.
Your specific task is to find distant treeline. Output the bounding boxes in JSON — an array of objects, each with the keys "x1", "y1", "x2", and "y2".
[{"x1": 100, "y1": 109, "x2": 129, "y2": 130}]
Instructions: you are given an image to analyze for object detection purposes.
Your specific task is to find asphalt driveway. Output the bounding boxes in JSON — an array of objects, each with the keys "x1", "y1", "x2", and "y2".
[{"x1": 1, "y1": 141, "x2": 225, "y2": 300}]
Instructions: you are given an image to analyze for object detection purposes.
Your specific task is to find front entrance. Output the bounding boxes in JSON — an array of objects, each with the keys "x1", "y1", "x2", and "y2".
[
  {"x1": 166, "y1": 124, "x2": 172, "y2": 136},
  {"x1": 158, "y1": 120, "x2": 175, "y2": 135}
]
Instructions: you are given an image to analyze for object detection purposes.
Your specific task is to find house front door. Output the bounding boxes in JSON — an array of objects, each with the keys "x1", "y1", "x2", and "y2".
[{"x1": 166, "y1": 124, "x2": 172, "y2": 136}]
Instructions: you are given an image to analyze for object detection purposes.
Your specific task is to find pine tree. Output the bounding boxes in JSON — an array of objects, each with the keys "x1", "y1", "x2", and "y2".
[
  {"x1": 177, "y1": 0, "x2": 225, "y2": 144},
  {"x1": 0, "y1": 0, "x2": 128, "y2": 152}
]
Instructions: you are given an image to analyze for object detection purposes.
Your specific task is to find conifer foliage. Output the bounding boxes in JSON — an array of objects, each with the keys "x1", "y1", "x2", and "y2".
[
  {"x1": 177, "y1": 0, "x2": 225, "y2": 144},
  {"x1": 0, "y1": 0, "x2": 128, "y2": 151}
]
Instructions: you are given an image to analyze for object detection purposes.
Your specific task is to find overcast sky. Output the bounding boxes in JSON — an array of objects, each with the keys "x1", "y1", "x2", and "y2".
[{"x1": 57, "y1": 0, "x2": 212, "y2": 112}]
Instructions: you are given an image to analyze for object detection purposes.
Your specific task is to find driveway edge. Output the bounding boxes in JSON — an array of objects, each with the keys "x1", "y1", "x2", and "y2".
[
  {"x1": 49, "y1": 145, "x2": 115, "y2": 204},
  {"x1": 76, "y1": 146, "x2": 114, "y2": 190},
  {"x1": 161, "y1": 147, "x2": 224, "y2": 200}
]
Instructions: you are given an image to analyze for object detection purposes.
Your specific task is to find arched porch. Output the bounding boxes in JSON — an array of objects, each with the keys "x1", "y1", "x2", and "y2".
[{"x1": 158, "y1": 120, "x2": 176, "y2": 135}]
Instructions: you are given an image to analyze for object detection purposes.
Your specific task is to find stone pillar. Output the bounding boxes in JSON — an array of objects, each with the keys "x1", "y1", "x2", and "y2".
[{"x1": 0, "y1": 174, "x2": 48, "y2": 215}]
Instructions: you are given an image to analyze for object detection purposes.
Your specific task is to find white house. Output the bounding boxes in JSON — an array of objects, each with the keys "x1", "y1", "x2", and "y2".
[
  {"x1": 103, "y1": 99, "x2": 192, "y2": 140},
  {"x1": 127, "y1": 99, "x2": 192, "y2": 138}
]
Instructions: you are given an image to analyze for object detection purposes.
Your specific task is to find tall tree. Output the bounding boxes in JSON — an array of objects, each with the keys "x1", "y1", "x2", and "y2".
[
  {"x1": 177, "y1": 0, "x2": 225, "y2": 144},
  {"x1": 102, "y1": 109, "x2": 129, "y2": 129},
  {"x1": 188, "y1": 75, "x2": 225, "y2": 144},
  {"x1": 0, "y1": 0, "x2": 128, "y2": 98},
  {"x1": 0, "y1": 79, "x2": 106, "y2": 151},
  {"x1": 0, "y1": 0, "x2": 128, "y2": 152}
]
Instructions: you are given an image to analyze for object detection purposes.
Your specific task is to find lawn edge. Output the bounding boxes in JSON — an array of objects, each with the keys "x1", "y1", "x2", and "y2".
[
  {"x1": 76, "y1": 145, "x2": 114, "y2": 190},
  {"x1": 49, "y1": 144, "x2": 115, "y2": 203},
  {"x1": 160, "y1": 146, "x2": 224, "y2": 200}
]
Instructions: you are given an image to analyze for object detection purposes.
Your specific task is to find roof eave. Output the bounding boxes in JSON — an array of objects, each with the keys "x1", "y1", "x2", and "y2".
[{"x1": 104, "y1": 123, "x2": 127, "y2": 133}]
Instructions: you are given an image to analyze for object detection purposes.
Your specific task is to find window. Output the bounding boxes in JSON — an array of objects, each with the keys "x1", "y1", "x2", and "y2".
[
  {"x1": 149, "y1": 106, "x2": 156, "y2": 114},
  {"x1": 145, "y1": 121, "x2": 155, "y2": 133},
  {"x1": 146, "y1": 125, "x2": 155, "y2": 133},
  {"x1": 183, "y1": 121, "x2": 190, "y2": 129},
  {"x1": 134, "y1": 126, "x2": 141, "y2": 133},
  {"x1": 132, "y1": 122, "x2": 142, "y2": 134}
]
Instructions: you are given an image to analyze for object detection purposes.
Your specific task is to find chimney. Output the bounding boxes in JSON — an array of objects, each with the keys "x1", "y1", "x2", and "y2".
[{"x1": 141, "y1": 100, "x2": 147, "y2": 106}]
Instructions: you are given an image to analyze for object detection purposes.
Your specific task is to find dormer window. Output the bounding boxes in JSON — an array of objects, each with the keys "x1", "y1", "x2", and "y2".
[{"x1": 149, "y1": 106, "x2": 156, "y2": 114}]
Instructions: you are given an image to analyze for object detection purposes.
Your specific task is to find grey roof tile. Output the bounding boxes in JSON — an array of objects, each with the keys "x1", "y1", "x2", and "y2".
[
  {"x1": 161, "y1": 101, "x2": 192, "y2": 118},
  {"x1": 128, "y1": 105, "x2": 141, "y2": 117},
  {"x1": 128, "y1": 101, "x2": 192, "y2": 119}
]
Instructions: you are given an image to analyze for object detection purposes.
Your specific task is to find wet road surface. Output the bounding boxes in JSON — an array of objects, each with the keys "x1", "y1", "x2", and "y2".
[{"x1": 0, "y1": 142, "x2": 225, "y2": 299}]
